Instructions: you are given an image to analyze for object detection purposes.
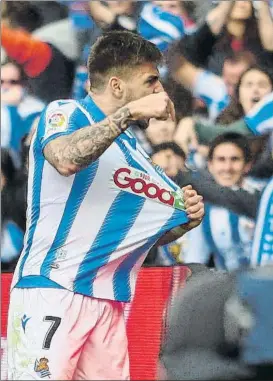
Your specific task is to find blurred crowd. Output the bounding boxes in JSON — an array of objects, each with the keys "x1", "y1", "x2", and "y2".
[{"x1": 1, "y1": 0, "x2": 273, "y2": 272}]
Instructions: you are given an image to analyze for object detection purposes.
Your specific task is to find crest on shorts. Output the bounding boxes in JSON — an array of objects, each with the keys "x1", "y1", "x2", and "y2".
[{"x1": 34, "y1": 357, "x2": 51, "y2": 378}]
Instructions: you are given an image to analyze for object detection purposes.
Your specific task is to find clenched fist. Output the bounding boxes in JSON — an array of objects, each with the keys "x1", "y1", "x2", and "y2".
[
  {"x1": 182, "y1": 185, "x2": 205, "y2": 231},
  {"x1": 128, "y1": 92, "x2": 175, "y2": 122}
]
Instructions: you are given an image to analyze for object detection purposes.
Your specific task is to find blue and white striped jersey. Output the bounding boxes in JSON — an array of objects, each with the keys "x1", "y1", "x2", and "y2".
[
  {"x1": 193, "y1": 70, "x2": 229, "y2": 121},
  {"x1": 251, "y1": 177, "x2": 273, "y2": 267},
  {"x1": 138, "y1": 2, "x2": 185, "y2": 52},
  {"x1": 12, "y1": 95, "x2": 188, "y2": 301},
  {"x1": 244, "y1": 92, "x2": 273, "y2": 136},
  {"x1": 184, "y1": 204, "x2": 255, "y2": 271}
]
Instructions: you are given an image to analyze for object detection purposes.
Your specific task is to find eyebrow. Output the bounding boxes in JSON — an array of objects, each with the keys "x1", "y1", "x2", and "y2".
[{"x1": 216, "y1": 155, "x2": 243, "y2": 160}]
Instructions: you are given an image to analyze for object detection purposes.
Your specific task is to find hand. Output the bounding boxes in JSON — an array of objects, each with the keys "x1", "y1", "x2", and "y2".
[
  {"x1": 181, "y1": 185, "x2": 204, "y2": 231},
  {"x1": 128, "y1": 92, "x2": 176, "y2": 122},
  {"x1": 174, "y1": 117, "x2": 198, "y2": 155}
]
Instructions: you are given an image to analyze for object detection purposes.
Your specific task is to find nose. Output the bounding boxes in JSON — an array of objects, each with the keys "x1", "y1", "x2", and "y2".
[
  {"x1": 153, "y1": 81, "x2": 164, "y2": 93},
  {"x1": 222, "y1": 159, "x2": 233, "y2": 171},
  {"x1": 252, "y1": 83, "x2": 262, "y2": 95}
]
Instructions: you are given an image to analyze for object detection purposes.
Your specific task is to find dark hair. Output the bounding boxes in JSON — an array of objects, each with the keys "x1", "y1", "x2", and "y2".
[
  {"x1": 163, "y1": 77, "x2": 194, "y2": 121},
  {"x1": 87, "y1": 31, "x2": 163, "y2": 90},
  {"x1": 216, "y1": 65, "x2": 273, "y2": 124},
  {"x1": 1, "y1": 148, "x2": 27, "y2": 231},
  {"x1": 214, "y1": 2, "x2": 261, "y2": 57},
  {"x1": 224, "y1": 50, "x2": 257, "y2": 68},
  {"x1": 1, "y1": 148, "x2": 17, "y2": 185},
  {"x1": 208, "y1": 132, "x2": 252, "y2": 163},
  {"x1": 152, "y1": 142, "x2": 186, "y2": 161},
  {"x1": 3, "y1": 1, "x2": 43, "y2": 32}
]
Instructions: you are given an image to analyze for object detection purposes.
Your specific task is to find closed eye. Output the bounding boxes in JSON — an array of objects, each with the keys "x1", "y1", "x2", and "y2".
[{"x1": 145, "y1": 76, "x2": 159, "y2": 85}]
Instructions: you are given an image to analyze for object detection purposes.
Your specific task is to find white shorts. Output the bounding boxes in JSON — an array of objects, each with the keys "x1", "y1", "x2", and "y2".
[{"x1": 7, "y1": 288, "x2": 130, "y2": 380}]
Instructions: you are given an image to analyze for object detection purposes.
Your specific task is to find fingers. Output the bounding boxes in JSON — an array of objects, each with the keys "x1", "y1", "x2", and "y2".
[
  {"x1": 182, "y1": 185, "x2": 193, "y2": 192},
  {"x1": 156, "y1": 94, "x2": 176, "y2": 121},
  {"x1": 183, "y1": 186, "x2": 198, "y2": 206},
  {"x1": 185, "y1": 195, "x2": 200, "y2": 208},
  {"x1": 186, "y1": 198, "x2": 202, "y2": 213},
  {"x1": 188, "y1": 206, "x2": 205, "y2": 221},
  {"x1": 182, "y1": 185, "x2": 204, "y2": 219},
  {"x1": 168, "y1": 99, "x2": 176, "y2": 122}
]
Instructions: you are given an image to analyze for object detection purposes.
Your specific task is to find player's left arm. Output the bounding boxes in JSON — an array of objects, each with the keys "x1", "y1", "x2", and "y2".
[{"x1": 155, "y1": 185, "x2": 204, "y2": 246}]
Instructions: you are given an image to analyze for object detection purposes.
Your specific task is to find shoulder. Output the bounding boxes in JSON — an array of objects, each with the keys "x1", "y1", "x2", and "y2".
[{"x1": 43, "y1": 99, "x2": 90, "y2": 128}]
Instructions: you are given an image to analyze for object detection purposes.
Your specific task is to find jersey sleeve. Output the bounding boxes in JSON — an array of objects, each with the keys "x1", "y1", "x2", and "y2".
[
  {"x1": 37, "y1": 100, "x2": 85, "y2": 149},
  {"x1": 244, "y1": 92, "x2": 273, "y2": 136}
]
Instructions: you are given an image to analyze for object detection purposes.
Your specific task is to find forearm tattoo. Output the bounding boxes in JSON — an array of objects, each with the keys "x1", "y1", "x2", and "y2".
[{"x1": 45, "y1": 107, "x2": 132, "y2": 172}]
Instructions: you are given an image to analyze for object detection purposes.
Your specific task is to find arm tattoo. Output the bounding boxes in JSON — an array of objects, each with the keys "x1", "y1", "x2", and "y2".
[{"x1": 45, "y1": 106, "x2": 132, "y2": 173}]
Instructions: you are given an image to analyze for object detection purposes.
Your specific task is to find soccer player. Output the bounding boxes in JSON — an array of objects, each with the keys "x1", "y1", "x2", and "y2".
[{"x1": 7, "y1": 31, "x2": 204, "y2": 380}]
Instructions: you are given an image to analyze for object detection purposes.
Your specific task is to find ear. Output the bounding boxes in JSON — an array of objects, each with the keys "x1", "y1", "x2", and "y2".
[
  {"x1": 243, "y1": 162, "x2": 252, "y2": 175},
  {"x1": 108, "y1": 76, "x2": 125, "y2": 99}
]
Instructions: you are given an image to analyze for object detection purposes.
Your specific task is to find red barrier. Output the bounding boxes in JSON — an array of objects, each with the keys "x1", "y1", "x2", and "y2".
[{"x1": 1, "y1": 267, "x2": 188, "y2": 380}]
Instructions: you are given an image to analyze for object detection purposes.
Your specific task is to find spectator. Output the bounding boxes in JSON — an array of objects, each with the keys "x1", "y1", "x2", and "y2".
[
  {"x1": 1, "y1": 61, "x2": 45, "y2": 131},
  {"x1": 1, "y1": 2, "x2": 78, "y2": 102},
  {"x1": 88, "y1": 1, "x2": 139, "y2": 33},
  {"x1": 145, "y1": 140, "x2": 263, "y2": 266},
  {"x1": 1, "y1": 60, "x2": 44, "y2": 167},
  {"x1": 184, "y1": 133, "x2": 256, "y2": 271},
  {"x1": 146, "y1": 117, "x2": 177, "y2": 147},
  {"x1": 207, "y1": 1, "x2": 273, "y2": 75},
  {"x1": 169, "y1": 47, "x2": 257, "y2": 121},
  {"x1": 58, "y1": 1, "x2": 95, "y2": 54},
  {"x1": 216, "y1": 65, "x2": 273, "y2": 124},
  {"x1": 1, "y1": 148, "x2": 25, "y2": 271},
  {"x1": 1, "y1": 104, "x2": 24, "y2": 167},
  {"x1": 151, "y1": 142, "x2": 187, "y2": 179},
  {"x1": 179, "y1": 1, "x2": 273, "y2": 75},
  {"x1": 174, "y1": 70, "x2": 273, "y2": 156}
]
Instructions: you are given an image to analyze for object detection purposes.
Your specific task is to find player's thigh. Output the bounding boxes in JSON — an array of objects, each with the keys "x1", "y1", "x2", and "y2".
[
  {"x1": 74, "y1": 300, "x2": 130, "y2": 380},
  {"x1": 7, "y1": 288, "x2": 91, "y2": 380}
]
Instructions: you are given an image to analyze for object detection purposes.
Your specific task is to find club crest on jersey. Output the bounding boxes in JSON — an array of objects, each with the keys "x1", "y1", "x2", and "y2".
[{"x1": 113, "y1": 166, "x2": 185, "y2": 211}]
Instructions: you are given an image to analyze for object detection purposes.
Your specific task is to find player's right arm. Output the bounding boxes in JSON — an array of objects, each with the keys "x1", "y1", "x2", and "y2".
[{"x1": 43, "y1": 92, "x2": 175, "y2": 176}]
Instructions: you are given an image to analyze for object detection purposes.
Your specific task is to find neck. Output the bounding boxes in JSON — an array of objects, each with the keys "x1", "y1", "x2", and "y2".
[
  {"x1": 89, "y1": 91, "x2": 122, "y2": 116},
  {"x1": 227, "y1": 20, "x2": 246, "y2": 39}
]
